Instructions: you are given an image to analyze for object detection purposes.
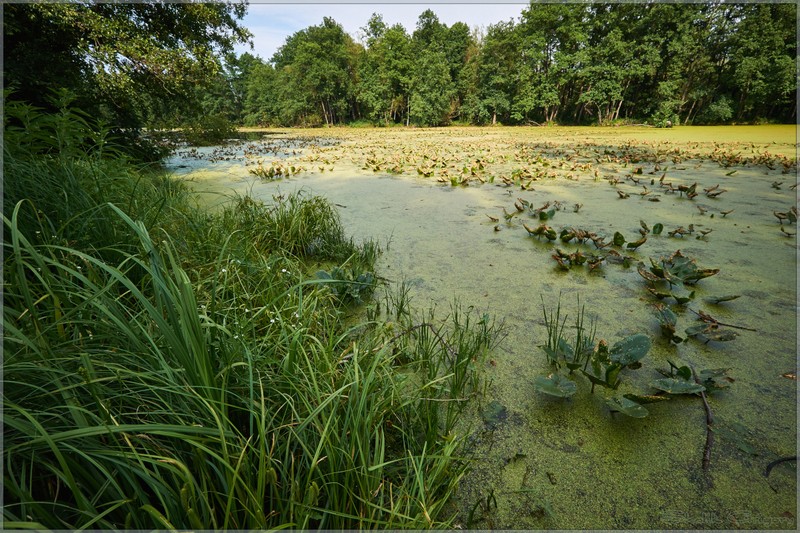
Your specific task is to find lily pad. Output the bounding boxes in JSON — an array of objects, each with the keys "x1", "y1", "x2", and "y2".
[
  {"x1": 650, "y1": 378, "x2": 706, "y2": 395},
  {"x1": 542, "y1": 338, "x2": 574, "y2": 364},
  {"x1": 606, "y1": 396, "x2": 649, "y2": 418},
  {"x1": 648, "y1": 250, "x2": 719, "y2": 286},
  {"x1": 705, "y1": 294, "x2": 741, "y2": 304},
  {"x1": 609, "y1": 334, "x2": 651, "y2": 367},
  {"x1": 623, "y1": 393, "x2": 670, "y2": 405},
  {"x1": 685, "y1": 324, "x2": 710, "y2": 336},
  {"x1": 697, "y1": 368, "x2": 733, "y2": 389},
  {"x1": 534, "y1": 373, "x2": 578, "y2": 398},
  {"x1": 481, "y1": 400, "x2": 508, "y2": 429},
  {"x1": 703, "y1": 329, "x2": 739, "y2": 342},
  {"x1": 626, "y1": 236, "x2": 647, "y2": 250}
]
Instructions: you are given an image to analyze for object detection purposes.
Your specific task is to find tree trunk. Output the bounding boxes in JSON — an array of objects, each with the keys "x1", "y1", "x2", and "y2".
[
  {"x1": 321, "y1": 100, "x2": 330, "y2": 126},
  {"x1": 614, "y1": 98, "x2": 624, "y2": 122},
  {"x1": 492, "y1": 111, "x2": 497, "y2": 125},
  {"x1": 684, "y1": 99, "x2": 697, "y2": 125}
]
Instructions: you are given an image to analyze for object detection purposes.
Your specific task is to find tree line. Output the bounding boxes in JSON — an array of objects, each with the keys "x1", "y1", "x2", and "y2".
[
  {"x1": 4, "y1": 1, "x2": 795, "y2": 153},
  {"x1": 218, "y1": 3, "x2": 795, "y2": 128}
]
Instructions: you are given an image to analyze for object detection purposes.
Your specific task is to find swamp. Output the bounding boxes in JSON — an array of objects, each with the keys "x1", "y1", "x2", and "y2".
[
  {"x1": 3, "y1": 2, "x2": 797, "y2": 530},
  {"x1": 169, "y1": 125, "x2": 798, "y2": 529}
]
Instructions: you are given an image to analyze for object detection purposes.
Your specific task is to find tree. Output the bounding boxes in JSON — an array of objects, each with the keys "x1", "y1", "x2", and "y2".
[
  {"x1": 725, "y1": 3, "x2": 796, "y2": 122},
  {"x1": 472, "y1": 21, "x2": 519, "y2": 124},
  {"x1": 576, "y1": 4, "x2": 661, "y2": 124},
  {"x1": 4, "y1": 2, "x2": 251, "y2": 133},
  {"x1": 516, "y1": 3, "x2": 587, "y2": 123},
  {"x1": 272, "y1": 17, "x2": 361, "y2": 126},
  {"x1": 409, "y1": 49, "x2": 454, "y2": 126},
  {"x1": 357, "y1": 15, "x2": 413, "y2": 125}
]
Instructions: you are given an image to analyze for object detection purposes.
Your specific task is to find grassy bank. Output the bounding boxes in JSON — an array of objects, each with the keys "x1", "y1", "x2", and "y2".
[{"x1": 2, "y1": 105, "x2": 501, "y2": 529}]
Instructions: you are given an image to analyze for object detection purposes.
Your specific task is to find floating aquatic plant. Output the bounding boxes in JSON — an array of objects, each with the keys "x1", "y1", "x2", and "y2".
[
  {"x1": 534, "y1": 298, "x2": 653, "y2": 417},
  {"x1": 653, "y1": 303, "x2": 684, "y2": 343},
  {"x1": 641, "y1": 250, "x2": 719, "y2": 287},
  {"x1": 315, "y1": 266, "x2": 376, "y2": 304},
  {"x1": 683, "y1": 308, "x2": 755, "y2": 343}
]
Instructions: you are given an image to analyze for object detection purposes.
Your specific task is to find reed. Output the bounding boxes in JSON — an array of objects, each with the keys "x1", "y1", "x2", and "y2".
[{"x1": 4, "y1": 101, "x2": 499, "y2": 528}]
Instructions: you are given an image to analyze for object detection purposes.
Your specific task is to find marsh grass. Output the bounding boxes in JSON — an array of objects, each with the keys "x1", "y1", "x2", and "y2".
[{"x1": 3, "y1": 102, "x2": 500, "y2": 529}]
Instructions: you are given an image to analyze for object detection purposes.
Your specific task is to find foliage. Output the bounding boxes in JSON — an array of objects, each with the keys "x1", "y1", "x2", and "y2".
[
  {"x1": 534, "y1": 298, "x2": 736, "y2": 420},
  {"x1": 316, "y1": 267, "x2": 376, "y2": 305},
  {"x1": 182, "y1": 114, "x2": 237, "y2": 146},
  {"x1": 233, "y1": 3, "x2": 795, "y2": 127},
  {"x1": 4, "y1": 2, "x2": 250, "y2": 152},
  {"x1": 534, "y1": 297, "x2": 653, "y2": 417},
  {"x1": 2, "y1": 197, "x2": 492, "y2": 531},
  {"x1": 3, "y1": 102, "x2": 502, "y2": 529}
]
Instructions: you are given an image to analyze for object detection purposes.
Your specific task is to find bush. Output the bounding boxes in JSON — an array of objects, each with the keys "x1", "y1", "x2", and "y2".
[{"x1": 695, "y1": 95, "x2": 734, "y2": 124}]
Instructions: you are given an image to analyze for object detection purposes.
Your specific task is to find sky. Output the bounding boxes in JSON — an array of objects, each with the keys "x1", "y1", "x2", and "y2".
[{"x1": 234, "y1": 3, "x2": 529, "y2": 61}]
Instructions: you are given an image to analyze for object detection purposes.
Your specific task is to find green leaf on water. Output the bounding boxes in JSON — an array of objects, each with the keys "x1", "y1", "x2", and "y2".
[
  {"x1": 623, "y1": 393, "x2": 670, "y2": 405},
  {"x1": 705, "y1": 294, "x2": 741, "y2": 304},
  {"x1": 626, "y1": 236, "x2": 647, "y2": 250},
  {"x1": 613, "y1": 231, "x2": 626, "y2": 247},
  {"x1": 582, "y1": 361, "x2": 623, "y2": 390},
  {"x1": 652, "y1": 223, "x2": 664, "y2": 235},
  {"x1": 481, "y1": 400, "x2": 508, "y2": 429},
  {"x1": 698, "y1": 368, "x2": 733, "y2": 389},
  {"x1": 534, "y1": 373, "x2": 578, "y2": 398},
  {"x1": 685, "y1": 324, "x2": 709, "y2": 336},
  {"x1": 606, "y1": 396, "x2": 649, "y2": 418},
  {"x1": 703, "y1": 329, "x2": 738, "y2": 342},
  {"x1": 651, "y1": 378, "x2": 705, "y2": 395},
  {"x1": 609, "y1": 334, "x2": 651, "y2": 367},
  {"x1": 539, "y1": 208, "x2": 556, "y2": 221}
]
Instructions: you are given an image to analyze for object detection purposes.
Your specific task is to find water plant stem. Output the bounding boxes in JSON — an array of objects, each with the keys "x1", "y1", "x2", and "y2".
[{"x1": 691, "y1": 365, "x2": 715, "y2": 480}]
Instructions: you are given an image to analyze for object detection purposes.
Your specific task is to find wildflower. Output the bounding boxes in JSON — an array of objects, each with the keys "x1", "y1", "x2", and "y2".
[{"x1": 221, "y1": 268, "x2": 227, "y2": 273}]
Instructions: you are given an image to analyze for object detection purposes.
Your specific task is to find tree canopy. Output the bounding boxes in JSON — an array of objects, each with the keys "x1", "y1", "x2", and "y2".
[
  {"x1": 237, "y1": 3, "x2": 795, "y2": 127},
  {"x1": 4, "y1": 1, "x2": 250, "y2": 151},
  {"x1": 6, "y1": 2, "x2": 794, "y2": 134}
]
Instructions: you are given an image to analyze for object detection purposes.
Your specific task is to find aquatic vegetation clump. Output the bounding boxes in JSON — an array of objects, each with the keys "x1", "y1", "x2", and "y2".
[
  {"x1": 248, "y1": 160, "x2": 305, "y2": 179},
  {"x1": 637, "y1": 250, "x2": 719, "y2": 304},
  {"x1": 534, "y1": 297, "x2": 738, "y2": 425},
  {"x1": 534, "y1": 297, "x2": 654, "y2": 417}
]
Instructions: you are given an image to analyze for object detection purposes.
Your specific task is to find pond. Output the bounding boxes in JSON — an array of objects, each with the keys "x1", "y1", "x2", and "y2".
[{"x1": 166, "y1": 126, "x2": 797, "y2": 529}]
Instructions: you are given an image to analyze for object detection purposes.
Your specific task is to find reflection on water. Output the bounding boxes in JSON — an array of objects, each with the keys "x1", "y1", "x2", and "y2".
[{"x1": 166, "y1": 130, "x2": 797, "y2": 529}]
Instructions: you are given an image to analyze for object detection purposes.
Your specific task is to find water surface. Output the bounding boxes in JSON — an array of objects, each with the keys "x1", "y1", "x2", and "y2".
[{"x1": 167, "y1": 126, "x2": 797, "y2": 529}]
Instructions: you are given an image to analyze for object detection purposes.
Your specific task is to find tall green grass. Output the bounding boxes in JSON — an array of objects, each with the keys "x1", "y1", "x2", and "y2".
[{"x1": 3, "y1": 99, "x2": 501, "y2": 529}]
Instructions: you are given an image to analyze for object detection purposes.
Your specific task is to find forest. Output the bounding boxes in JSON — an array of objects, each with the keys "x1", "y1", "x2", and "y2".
[
  {"x1": 198, "y1": 3, "x2": 796, "y2": 128},
  {"x1": 3, "y1": 2, "x2": 798, "y2": 530},
  {"x1": 6, "y1": 2, "x2": 797, "y2": 140}
]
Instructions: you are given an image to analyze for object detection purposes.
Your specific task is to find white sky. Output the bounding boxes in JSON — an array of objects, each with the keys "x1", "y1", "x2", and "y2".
[{"x1": 234, "y1": 3, "x2": 529, "y2": 61}]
